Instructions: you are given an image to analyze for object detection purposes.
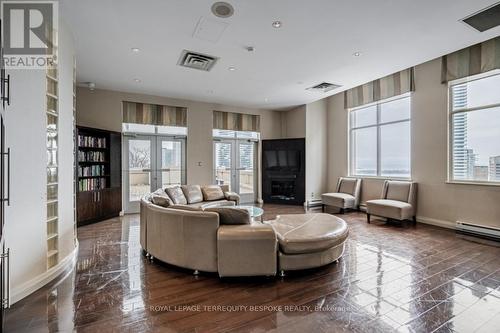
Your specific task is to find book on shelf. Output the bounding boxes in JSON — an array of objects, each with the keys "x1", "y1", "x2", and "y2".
[
  {"x1": 78, "y1": 178, "x2": 106, "y2": 191},
  {"x1": 78, "y1": 165, "x2": 106, "y2": 177},
  {"x1": 78, "y1": 150, "x2": 105, "y2": 162},
  {"x1": 78, "y1": 135, "x2": 107, "y2": 148}
]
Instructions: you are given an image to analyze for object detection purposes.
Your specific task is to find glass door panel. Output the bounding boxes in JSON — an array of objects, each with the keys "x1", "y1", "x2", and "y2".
[
  {"x1": 128, "y1": 138, "x2": 152, "y2": 202},
  {"x1": 158, "y1": 137, "x2": 185, "y2": 187},
  {"x1": 214, "y1": 141, "x2": 233, "y2": 190},
  {"x1": 238, "y1": 142, "x2": 256, "y2": 203},
  {"x1": 214, "y1": 139, "x2": 257, "y2": 203},
  {"x1": 124, "y1": 135, "x2": 186, "y2": 213}
]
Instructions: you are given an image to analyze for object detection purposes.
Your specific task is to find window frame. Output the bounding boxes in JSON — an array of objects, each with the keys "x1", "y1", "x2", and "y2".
[
  {"x1": 348, "y1": 93, "x2": 412, "y2": 179},
  {"x1": 447, "y1": 69, "x2": 500, "y2": 186}
]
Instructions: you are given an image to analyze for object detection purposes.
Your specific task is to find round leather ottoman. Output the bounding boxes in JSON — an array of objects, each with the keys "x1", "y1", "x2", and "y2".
[{"x1": 267, "y1": 213, "x2": 349, "y2": 275}]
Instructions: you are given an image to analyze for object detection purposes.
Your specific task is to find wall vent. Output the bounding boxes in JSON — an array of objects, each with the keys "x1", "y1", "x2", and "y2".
[
  {"x1": 462, "y1": 2, "x2": 500, "y2": 32},
  {"x1": 177, "y1": 50, "x2": 219, "y2": 72},
  {"x1": 306, "y1": 82, "x2": 341, "y2": 93}
]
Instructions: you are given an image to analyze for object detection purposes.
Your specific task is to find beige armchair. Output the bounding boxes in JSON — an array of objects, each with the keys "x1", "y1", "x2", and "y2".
[
  {"x1": 366, "y1": 180, "x2": 417, "y2": 225},
  {"x1": 321, "y1": 177, "x2": 361, "y2": 213}
]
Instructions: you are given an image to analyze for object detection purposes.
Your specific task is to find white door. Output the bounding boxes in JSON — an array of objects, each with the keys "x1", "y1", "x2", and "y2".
[
  {"x1": 124, "y1": 135, "x2": 185, "y2": 213},
  {"x1": 214, "y1": 139, "x2": 257, "y2": 203}
]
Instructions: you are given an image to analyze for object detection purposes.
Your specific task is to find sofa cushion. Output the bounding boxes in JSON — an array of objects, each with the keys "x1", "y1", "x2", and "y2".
[
  {"x1": 224, "y1": 191, "x2": 240, "y2": 205},
  {"x1": 201, "y1": 185, "x2": 225, "y2": 201},
  {"x1": 385, "y1": 182, "x2": 410, "y2": 202},
  {"x1": 169, "y1": 204, "x2": 202, "y2": 212},
  {"x1": 150, "y1": 189, "x2": 173, "y2": 207},
  {"x1": 165, "y1": 186, "x2": 188, "y2": 205},
  {"x1": 321, "y1": 193, "x2": 356, "y2": 209},
  {"x1": 200, "y1": 200, "x2": 235, "y2": 209},
  {"x1": 267, "y1": 213, "x2": 349, "y2": 254},
  {"x1": 339, "y1": 178, "x2": 357, "y2": 195},
  {"x1": 366, "y1": 199, "x2": 413, "y2": 220},
  {"x1": 181, "y1": 185, "x2": 203, "y2": 204},
  {"x1": 205, "y1": 207, "x2": 251, "y2": 225}
]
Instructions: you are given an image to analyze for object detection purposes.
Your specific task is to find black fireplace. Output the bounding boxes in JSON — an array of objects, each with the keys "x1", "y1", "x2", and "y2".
[{"x1": 262, "y1": 138, "x2": 305, "y2": 205}]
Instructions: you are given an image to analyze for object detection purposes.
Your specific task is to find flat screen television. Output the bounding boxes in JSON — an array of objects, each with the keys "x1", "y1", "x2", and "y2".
[{"x1": 264, "y1": 150, "x2": 300, "y2": 171}]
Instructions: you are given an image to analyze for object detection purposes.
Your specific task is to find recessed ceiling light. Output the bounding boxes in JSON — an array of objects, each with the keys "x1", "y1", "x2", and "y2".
[
  {"x1": 134, "y1": 78, "x2": 141, "y2": 83},
  {"x1": 353, "y1": 52, "x2": 361, "y2": 57},
  {"x1": 272, "y1": 21, "x2": 282, "y2": 28},
  {"x1": 228, "y1": 66, "x2": 236, "y2": 71},
  {"x1": 131, "y1": 48, "x2": 140, "y2": 53},
  {"x1": 264, "y1": 98, "x2": 269, "y2": 102}
]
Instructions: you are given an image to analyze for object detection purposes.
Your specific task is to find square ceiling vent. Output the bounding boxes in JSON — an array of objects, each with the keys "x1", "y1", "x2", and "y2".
[
  {"x1": 462, "y1": 2, "x2": 500, "y2": 32},
  {"x1": 177, "y1": 50, "x2": 219, "y2": 72},
  {"x1": 306, "y1": 82, "x2": 341, "y2": 93}
]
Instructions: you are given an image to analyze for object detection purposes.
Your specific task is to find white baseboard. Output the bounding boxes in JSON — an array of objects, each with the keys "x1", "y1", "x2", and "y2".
[
  {"x1": 416, "y1": 216, "x2": 455, "y2": 230},
  {"x1": 10, "y1": 241, "x2": 79, "y2": 305}
]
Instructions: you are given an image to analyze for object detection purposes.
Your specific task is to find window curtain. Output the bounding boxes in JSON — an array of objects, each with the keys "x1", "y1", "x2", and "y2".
[
  {"x1": 441, "y1": 36, "x2": 500, "y2": 83},
  {"x1": 122, "y1": 101, "x2": 187, "y2": 127},
  {"x1": 344, "y1": 68, "x2": 415, "y2": 109},
  {"x1": 213, "y1": 111, "x2": 260, "y2": 132}
]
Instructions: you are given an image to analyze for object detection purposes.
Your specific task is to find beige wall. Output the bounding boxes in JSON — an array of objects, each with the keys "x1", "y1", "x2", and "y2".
[
  {"x1": 76, "y1": 88, "x2": 282, "y2": 199},
  {"x1": 326, "y1": 57, "x2": 500, "y2": 228},
  {"x1": 305, "y1": 99, "x2": 328, "y2": 202},
  {"x1": 280, "y1": 105, "x2": 306, "y2": 138}
]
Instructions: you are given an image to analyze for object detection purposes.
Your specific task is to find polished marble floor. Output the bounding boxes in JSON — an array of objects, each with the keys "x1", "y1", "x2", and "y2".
[{"x1": 6, "y1": 204, "x2": 500, "y2": 332}]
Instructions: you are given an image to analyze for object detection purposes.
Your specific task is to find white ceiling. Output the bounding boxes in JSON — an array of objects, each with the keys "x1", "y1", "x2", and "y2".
[{"x1": 61, "y1": 0, "x2": 500, "y2": 110}]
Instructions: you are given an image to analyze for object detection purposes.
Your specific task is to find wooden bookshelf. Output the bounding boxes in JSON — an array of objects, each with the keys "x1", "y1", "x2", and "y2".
[{"x1": 76, "y1": 126, "x2": 122, "y2": 226}]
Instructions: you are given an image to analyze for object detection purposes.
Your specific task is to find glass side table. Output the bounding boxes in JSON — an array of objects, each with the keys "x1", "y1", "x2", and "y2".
[{"x1": 233, "y1": 205, "x2": 264, "y2": 222}]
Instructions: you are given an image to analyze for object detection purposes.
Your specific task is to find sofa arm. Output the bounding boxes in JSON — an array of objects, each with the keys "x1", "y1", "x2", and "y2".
[
  {"x1": 217, "y1": 224, "x2": 277, "y2": 277},
  {"x1": 224, "y1": 191, "x2": 240, "y2": 205}
]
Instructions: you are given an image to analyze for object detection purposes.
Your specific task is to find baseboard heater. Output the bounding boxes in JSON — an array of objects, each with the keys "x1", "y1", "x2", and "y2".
[
  {"x1": 456, "y1": 221, "x2": 500, "y2": 242},
  {"x1": 305, "y1": 199, "x2": 323, "y2": 208}
]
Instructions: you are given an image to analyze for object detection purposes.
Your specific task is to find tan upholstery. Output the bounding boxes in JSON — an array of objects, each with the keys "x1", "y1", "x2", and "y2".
[
  {"x1": 145, "y1": 203, "x2": 220, "y2": 272},
  {"x1": 278, "y1": 242, "x2": 345, "y2": 271},
  {"x1": 141, "y1": 193, "x2": 349, "y2": 277},
  {"x1": 321, "y1": 177, "x2": 361, "y2": 210},
  {"x1": 165, "y1": 186, "x2": 188, "y2": 205},
  {"x1": 181, "y1": 185, "x2": 203, "y2": 204},
  {"x1": 224, "y1": 191, "x2": 241, "y2": 205},
  {"x1": 150, "y1": 189, "x2": 173, "y2": 207},
  {"x1": 217, "y1": 224, "x2": 277, "y2": 277},
  {"x1": 366, "y1": 181, "x2": 417, "y2": 222},
  {"x1": 201, "y1": 185, "x2": 225, "y2": 201},
  {"x1": 268, "y1": 214, "x2": 348, "y2": 254},
  {"x1": 188, "y1": 200, "x2": 236, "y2": 209},
  {"x1": 267, "y1": 213, "x2": 348, "y2": 272},
  {"x1": 205, "y1": 207, "x2": 251, "y2": 225}
]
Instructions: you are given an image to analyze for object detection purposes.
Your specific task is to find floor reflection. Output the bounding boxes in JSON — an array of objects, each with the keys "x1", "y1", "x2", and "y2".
[{"x1": 5, "y1": 206, "x2": 500, "y2": 332}]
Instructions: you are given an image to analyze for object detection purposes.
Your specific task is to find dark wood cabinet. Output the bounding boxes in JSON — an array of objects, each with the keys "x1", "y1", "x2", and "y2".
[{"x1": 76, "y1": 127, "x2": 122, "y2": 226}]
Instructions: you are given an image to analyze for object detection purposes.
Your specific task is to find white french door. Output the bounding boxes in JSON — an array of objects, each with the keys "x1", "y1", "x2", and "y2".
[
  {"x1": 214, "y1": 139, "x2": 257, "y2": 203},
  {"x1": 123, "y1": 134, "x2": 185, "y2": 213}
]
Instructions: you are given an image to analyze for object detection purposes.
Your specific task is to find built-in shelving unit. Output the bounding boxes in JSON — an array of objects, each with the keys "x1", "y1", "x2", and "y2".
[
  {"x1": 46, "y1": 34, "x2": 59, "y2": 269},
  {"x1": 76, "y1": 126, "x2": 121, "y2": 226}
]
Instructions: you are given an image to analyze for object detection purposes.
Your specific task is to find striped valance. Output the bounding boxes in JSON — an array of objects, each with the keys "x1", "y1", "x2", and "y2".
[
  {"x1": 213, "y1": 111, "x2": 260, "y2": 132},
  {"x1": 344, "y1": 68, "x2": 415, "y2": 109},
  {"x1": 441, "y1": 36, "x2": 500, "y2": 83},
  {"x1": 122, "y1": 101, "x2": 187, "y2": 127}
]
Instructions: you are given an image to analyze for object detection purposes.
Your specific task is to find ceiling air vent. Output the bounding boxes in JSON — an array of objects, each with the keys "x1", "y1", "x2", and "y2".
[
  {"x1": 462, "y1": 2, "x2": 500, "y2": 32},
  {"x1": 177, "y1": 50, "x2": 219, "y2": 72},
  {"x1": 306, "y1": 82, "x2": 341, "y2": 93}
]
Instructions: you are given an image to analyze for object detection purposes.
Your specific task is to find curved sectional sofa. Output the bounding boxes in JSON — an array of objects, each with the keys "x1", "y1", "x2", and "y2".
[{"x1": 140, "y1": 184, "x2": 349, "y2": 277}]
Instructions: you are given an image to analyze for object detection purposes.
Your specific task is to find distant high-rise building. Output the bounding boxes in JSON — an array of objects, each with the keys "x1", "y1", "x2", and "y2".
[
  {"x1": 489, "y1": 156, "x2": 500, "y2": 181},
  {"x1": 452, "y1": 84, "x2": 471, "y2": 179},
  {"x1": 474, "y1": 166, "x2": 488, "y2": 181}
]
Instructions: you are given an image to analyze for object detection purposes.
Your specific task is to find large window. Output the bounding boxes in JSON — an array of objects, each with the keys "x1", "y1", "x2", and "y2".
[
  {"x1": 449, "y1": 71, "x2": 500, "y2": 183},
  {"x1": 349, "y1": 95, "x2": 411, "y2": 178}
]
